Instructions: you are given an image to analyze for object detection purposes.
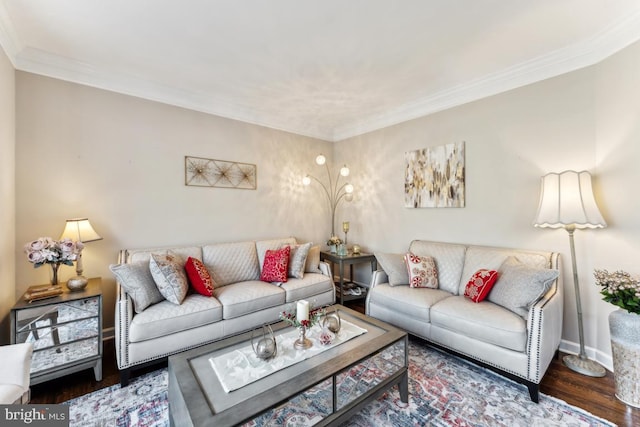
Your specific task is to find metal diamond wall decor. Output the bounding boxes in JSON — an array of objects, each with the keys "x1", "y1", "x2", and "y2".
[{"x1": 185, "y1": 156, "x2": 257, "y2": 189}]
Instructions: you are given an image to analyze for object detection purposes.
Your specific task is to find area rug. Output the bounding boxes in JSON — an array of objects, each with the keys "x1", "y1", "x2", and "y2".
[{"x1": 65, "y1": 339, "x2": 615, "y2": 427}]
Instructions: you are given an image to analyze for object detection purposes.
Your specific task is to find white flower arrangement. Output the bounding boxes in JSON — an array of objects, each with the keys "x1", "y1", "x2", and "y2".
[{"x1": 24, "y1": 237, "x2": 84, "y2": 267}]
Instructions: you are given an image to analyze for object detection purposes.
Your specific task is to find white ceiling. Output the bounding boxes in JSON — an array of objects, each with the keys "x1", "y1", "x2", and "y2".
[{"x1": 1, "y1": 1, "x2": 640, "y2": 142}]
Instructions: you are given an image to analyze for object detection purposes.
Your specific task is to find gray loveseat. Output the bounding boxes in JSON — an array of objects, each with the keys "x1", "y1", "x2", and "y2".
[
  {"x1": 366, "y1": 240, "x2": 562, "y2": 402},
  {"x1": 112, "y1": 237, "x2": 334, "y2": 385}
]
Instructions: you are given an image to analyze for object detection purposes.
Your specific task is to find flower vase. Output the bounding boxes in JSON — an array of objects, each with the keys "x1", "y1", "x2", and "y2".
[
  {"x1": 609, "y1": 309, "x2": 640, "y2": 408},
  {"x1": 329, "y1": 244, "x2": 337, "y2": 254},
  {"x1": 294, "y1": 325, "x2": 312, "y2": 349},
  {"x1": 50, "y1": 262, "x2": 61, "y2": 287}
]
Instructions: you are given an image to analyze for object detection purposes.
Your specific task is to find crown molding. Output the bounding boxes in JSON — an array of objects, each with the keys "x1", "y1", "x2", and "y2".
[
  {"x1": 3, "y1": 9, "x2": 640, "y2": 142},
  {"x1": 332, "y1": 10, "x2": 640, "y2": 141},
  {"x1": 0, "y1": 2, "x2": 22, "y2": 65}
]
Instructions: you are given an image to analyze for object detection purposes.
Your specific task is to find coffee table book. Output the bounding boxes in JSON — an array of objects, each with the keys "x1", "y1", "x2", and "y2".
[{"x1": 168, "y1": 305, "x2": 408, "y2": 427}]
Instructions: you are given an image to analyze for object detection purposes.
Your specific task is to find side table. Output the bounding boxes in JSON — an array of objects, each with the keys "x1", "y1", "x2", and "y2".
[
  {"x1": 10, "y1": 278, "x2": 103, "y2": 385},
  {"x1": 320, "y1": 251, "x2": 377, "y2": 305}
]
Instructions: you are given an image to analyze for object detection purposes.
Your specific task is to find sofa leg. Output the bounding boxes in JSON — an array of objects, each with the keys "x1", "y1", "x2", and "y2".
[
  {"x1": 120, "y1": 369, "x2": 131, "y2": 387},
  {"x1": 527, "y1": 382, "x2": 539, "y2": 403}
]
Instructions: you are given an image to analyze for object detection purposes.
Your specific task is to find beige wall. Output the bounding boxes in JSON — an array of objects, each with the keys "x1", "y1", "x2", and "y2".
[
  {"x1": 335, "y1": 40, "x2": 640, "y2": 369},
  {"x1": 0, "y1": 44, "x2": 15, "y2": 344},
  {"x1": 15, "y1": 73, "x2": 333, "y2": 332},
  {"x1": 8, "y1": 39, "x2": 640, "y2": 366}
]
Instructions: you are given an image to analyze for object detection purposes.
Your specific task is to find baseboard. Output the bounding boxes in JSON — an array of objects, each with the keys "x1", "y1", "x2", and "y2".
[
  {"x1": 559, "y1": 339, "x2": 613, "y2": 372},
  {"x1": 102, "y1": 327, "x2": 115, "y2": 341}
]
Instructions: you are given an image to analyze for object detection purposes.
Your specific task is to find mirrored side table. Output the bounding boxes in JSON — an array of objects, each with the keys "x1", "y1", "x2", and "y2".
[{"x1": 10, "y1": 278, "x2": 103, "y2": 385}]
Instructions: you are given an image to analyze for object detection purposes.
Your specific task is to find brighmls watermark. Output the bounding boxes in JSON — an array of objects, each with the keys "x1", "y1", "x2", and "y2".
[{"x1": 1, "y1": 405, "x2": 68, "y2": 426}]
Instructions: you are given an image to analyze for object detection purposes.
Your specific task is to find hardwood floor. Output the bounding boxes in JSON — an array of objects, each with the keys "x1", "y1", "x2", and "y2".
[{"x1": 30, "y1": 301, "x2": 639, "y2": 426}]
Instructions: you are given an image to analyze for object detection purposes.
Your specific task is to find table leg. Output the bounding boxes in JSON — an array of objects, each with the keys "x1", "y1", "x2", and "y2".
[
  {"x1": 339, "y1": 261, "x2": 345, "y2": 305},
  {"x1": 398, "y1": 370, "x2": 409, "y2": 403}
]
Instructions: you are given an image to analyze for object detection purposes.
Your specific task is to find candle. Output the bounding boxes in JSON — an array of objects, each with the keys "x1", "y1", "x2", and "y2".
[
  {"x1": 342, "y1": 221, "x2": 350, "y2": 233},
  {"x1": 296, "y1": 300, "x2": 309, "y2": 323}
]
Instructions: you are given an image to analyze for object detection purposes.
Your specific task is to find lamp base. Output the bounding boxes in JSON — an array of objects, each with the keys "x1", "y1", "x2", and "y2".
[
  {"x1": 563, "y1": 354, "x2": 606, "y2": 377},
  {"x1": 67, "y1": 276, "x2": 89, "y2": 292}
]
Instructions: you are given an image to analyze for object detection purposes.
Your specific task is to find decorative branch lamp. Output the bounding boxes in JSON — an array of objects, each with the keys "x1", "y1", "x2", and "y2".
[
  {"x1": 533, "y1": 170, "x2": 607, "y2": 377},
  {"x1": 302, "y1": 154, "x2": 354, "y2": 237},
  {"x1": 60, "y1": 218, "x2": 103, "y2": 291}
]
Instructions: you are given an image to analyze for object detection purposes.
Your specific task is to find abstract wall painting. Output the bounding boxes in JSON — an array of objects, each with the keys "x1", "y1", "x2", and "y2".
[
  {"x1": 185, "y1": 156, "x2": 257, "y2": 189},
  {"x1": 404, "y1": 142, "x2": 465, "y2": 208}
]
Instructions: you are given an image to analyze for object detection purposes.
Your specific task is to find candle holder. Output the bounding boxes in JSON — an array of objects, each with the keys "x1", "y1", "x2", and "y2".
[
  {"x1": 342, "y1": 221, "x2": 350, "y2": 245},
  {"x1": 294, "y1": 325, "x2": 313, "y2": 349}
]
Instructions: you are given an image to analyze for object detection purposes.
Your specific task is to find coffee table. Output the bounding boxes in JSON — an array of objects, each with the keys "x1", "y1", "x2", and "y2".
[{"x1": 168, "y1": 305, "x2": 408, "y2": 426}]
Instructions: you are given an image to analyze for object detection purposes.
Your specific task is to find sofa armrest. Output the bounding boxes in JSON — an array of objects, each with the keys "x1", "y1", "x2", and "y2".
[
  {"x1": 370, "y1": 269, "x2": 389, "y2": 289},
  {"x1": 526, "y1": 252, "x2": 563, "y2": 383},
  {"x1": 114, "y1": 249, "x2": 134, "y2": 370},
  {"x1": 319, "y1": 261, "x2": 331, "y2": 277}
]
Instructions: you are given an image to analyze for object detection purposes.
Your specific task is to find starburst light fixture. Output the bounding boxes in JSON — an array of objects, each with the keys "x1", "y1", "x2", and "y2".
[{"x1": 302, "y1": 154, "x2": 354, "y2": 237}]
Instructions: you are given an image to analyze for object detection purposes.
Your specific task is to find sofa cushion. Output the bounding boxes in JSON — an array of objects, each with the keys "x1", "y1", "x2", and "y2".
[
  {"x1": 488, "y1": 257, "x2": 559, "y2": 318},
  {"x1": 202, "y1": 241, "x2": 260, "y2": 287},
  {"x1": 304, "y1": 245, "x2": 322, "y2": 273},
  {"x1": 214, "y1": 281, "x2": 285, "y2": 319},
  {"x1": 260, "y1": 246, "x2": 290, "y2": 283},
  {"x1": 374, "y1": 252, "x2": 409, "y2": 286},
  {"x1": 286, "y1": 242, "x2": 312, "y2": 279},
  {"x1": 185, "y1": 256, "x2": 215, "y2": 296},
  {"x1": 463, "y1": 269, "x2": 499, "y2": 303},
  {"x1": 368, "y1": 283, "x2": 451, "y2": 323},
  {"x1": 458, "y1": 246, "x2": 550, "y2": 295},
  {"x1": 256, "y1": 237, "x2": 297, "y2": 271},
  {"x1": 405, "y1": 253, "x2": 438, "y2": 288},
  {"x1": 150, "y1": 253, "x2": 189, "y2": 305},
  {"x1": 110, "y1": 262, "x2": 165, "y2": 313},
  {"x1": 129, "y1": 294, "x2": 223, "y2": 342},
  {"x1": 279, "y1": 273, "x2": 333, "y2": 303},
  {"x1": 408, "y1": 240, "x2": 466, "y2": 294},
  {"x1": 431, "y1": 296, "x2": 527, "y2": 352}
]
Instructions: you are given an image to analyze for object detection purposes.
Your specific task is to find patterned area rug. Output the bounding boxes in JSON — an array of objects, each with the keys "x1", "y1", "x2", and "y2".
[{"x1": 65, "y1": 339, "x2": 615, "y2": 427}]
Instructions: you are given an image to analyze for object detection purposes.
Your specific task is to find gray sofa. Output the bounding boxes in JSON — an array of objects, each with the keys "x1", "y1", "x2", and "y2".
[
  {"x1": 366, "y1": 240, "x2": 562, "y2": 402},
  {"x1": 112, "y1": 237, "x2": 335, "y2": 385}
]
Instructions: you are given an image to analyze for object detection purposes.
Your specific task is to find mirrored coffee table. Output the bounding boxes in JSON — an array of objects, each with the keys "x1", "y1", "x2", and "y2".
[{"x1": 168, "y1": 305, "x2": 408, "y2": 426}]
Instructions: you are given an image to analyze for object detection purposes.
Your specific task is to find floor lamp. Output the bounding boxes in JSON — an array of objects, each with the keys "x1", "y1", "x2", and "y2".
[{"x1": 533, "y1": 170, "x2": 607, "y2": 377}]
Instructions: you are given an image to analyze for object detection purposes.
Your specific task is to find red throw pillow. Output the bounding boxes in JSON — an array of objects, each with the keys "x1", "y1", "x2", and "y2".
[
  {"x1": 464, "y1": 269, "x2": 499, "y2": 303},
  {"x1": 185, "y1": 257, "x2": 215, "y2": 296},
  {"x1": 260, "y1": 246, "x2": 291, "y2": 283}
]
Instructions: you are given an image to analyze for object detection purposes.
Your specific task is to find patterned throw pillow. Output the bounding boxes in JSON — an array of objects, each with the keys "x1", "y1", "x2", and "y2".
[
  {"x1": 109, "y1": 262, "x2": 165, "y2": 313},
  {"x1": 260, "y1": 246, "x2": 291, "y2": 283},
  {"x1": 404, "y1": 253, "x2": 438, "y2": 288},
  {"x1": 464, "y1": 269, "x2": 499, "y2": 302},
  {"x1": 285, "y1": 242, "x2": 312, "y2": 279},
  {"x1": 149, "y1": 253, "x2": 189, "y2": 305},
  {"x1": 185, "y1": 256, "x2": 215, "y2": 296}
]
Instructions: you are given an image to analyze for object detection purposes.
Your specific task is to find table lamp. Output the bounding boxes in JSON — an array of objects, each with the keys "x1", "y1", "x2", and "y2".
[{"x1": 60, "y1": 218, "x2": 102, "y2": 290}]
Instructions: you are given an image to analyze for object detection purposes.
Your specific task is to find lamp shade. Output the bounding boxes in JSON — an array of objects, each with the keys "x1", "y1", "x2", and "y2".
[
  {"x1": 60, "y1": 218, "x2": 103, "y2": 242},
  {"x1": 533, "y1": 170, "x2": 606, "y2": 229}
]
